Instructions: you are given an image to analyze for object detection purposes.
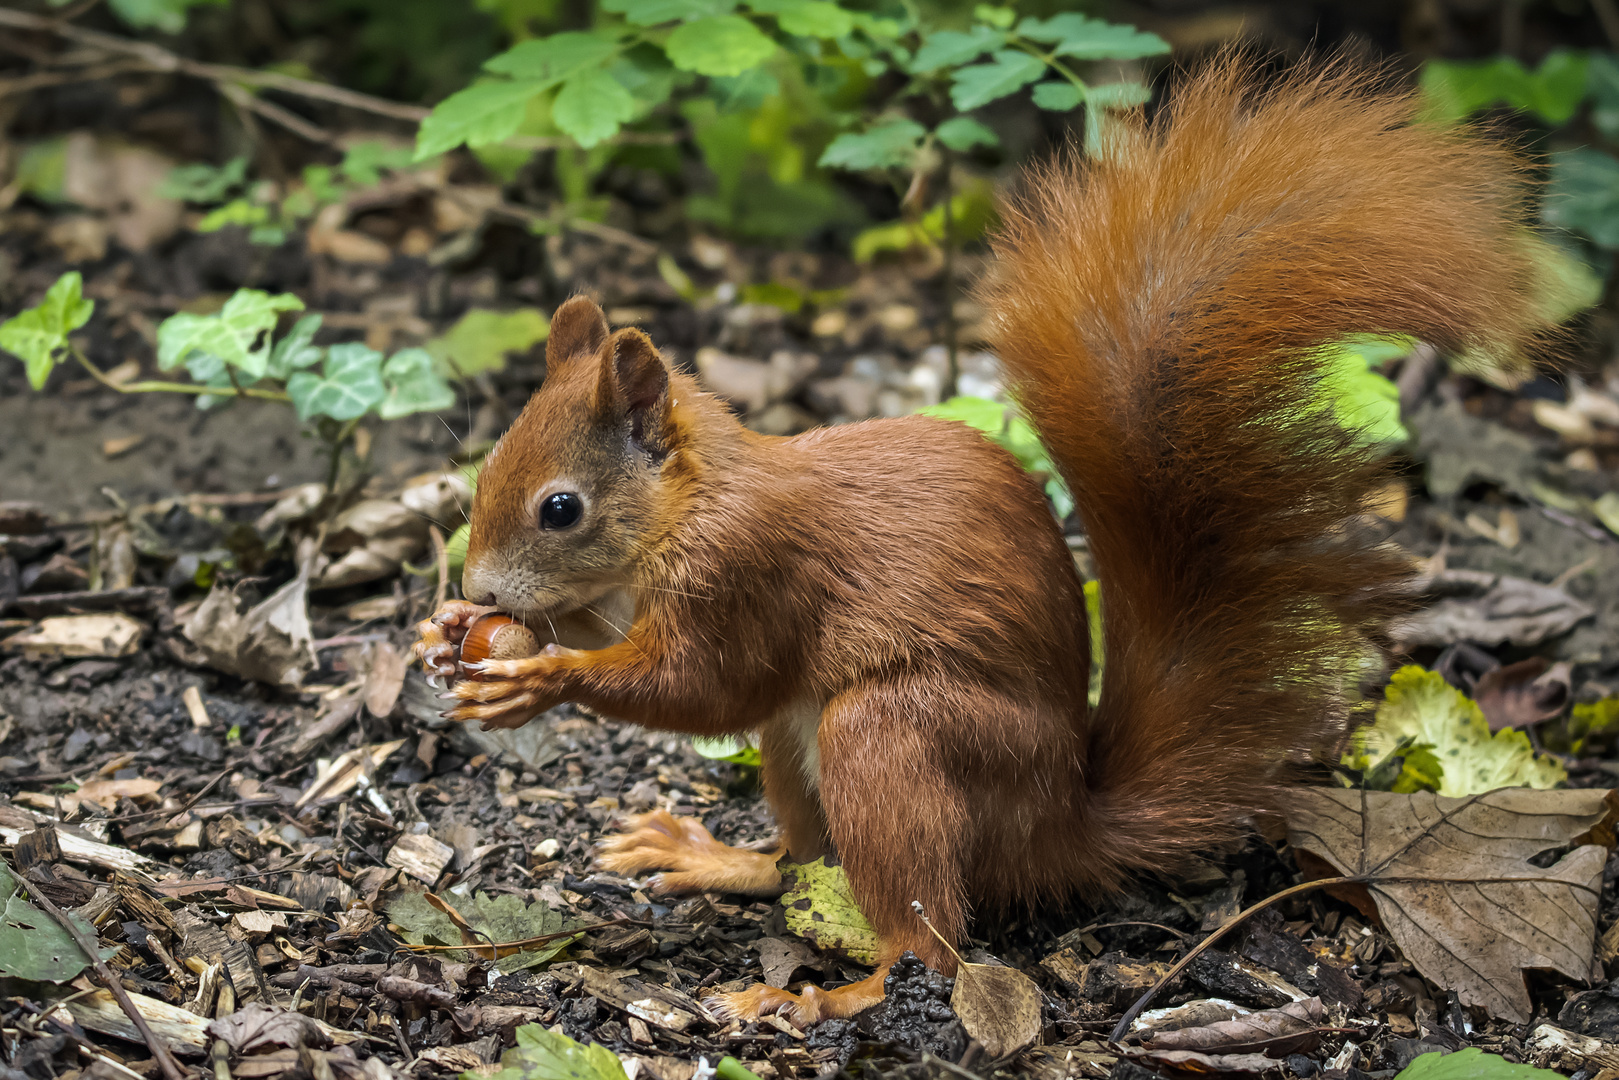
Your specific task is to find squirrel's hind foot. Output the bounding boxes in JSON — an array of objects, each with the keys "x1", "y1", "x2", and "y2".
[{"x1": 704, "y1": 970, "x2": 887, "y2": 1027}]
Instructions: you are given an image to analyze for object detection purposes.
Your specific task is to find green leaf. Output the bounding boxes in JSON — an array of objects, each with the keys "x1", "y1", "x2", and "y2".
[
  {"x1": 665, "y1": 15, "x2": 777, "y2": 77},
  {"x1": 818, "y1": 119, "x2": 925, "y2": 170},
  {"x1": 104, "y1": 0, "x2": 224, "y2": 33},
  {"x1": 478, "y1": 1023, "x2": 628, "y2": 1080},
  {"x1": 910, "y1": 27, "x2": 1003, "y2": 72},
  {"x1": 339, "y1": 141, "x2": 418, "y2": 186},
  {"x1": 286, "y1": 342, "x2": 386, "y2": 421},
  {"x1": 415, "y1": 80, "x2": 551, "y2": 159},
  {"x1": 265, "y1": 314, "x2": 325, "y2": 380},
  {"x1": 1084, "y1": 579, "x2": 1102, "y2": 708},
  {"x1": 1395, "y1": 1048, "x2": 1562, "y2": 1080},
  {"x1": 446, "y1": 521, "x2": 471, "y2": 576},
  {"x1": 388, "y1": 889, "x2": 582, "y2": 973},
  {"x1": 1420, "y1": 51, "x2": 1590, "y2": 126},
  {"x1": 156, "y1": 289, "x2": 304, "y2": 379},
  {"x1": 1085, "y1": 81, "x2": 1153, "y2": 110},
  {"x1": 747, "y1": 0, "x2": 851, "y2": 38},
  {"x1": 1344, "y1": 666, "x2": 1567, "y2": 797},
  {"x1": 483, "y1": 32, "x2": 621, "y2": 81},
  {"x1": 426, "y1": 308, "x2": 551, "y2": 377},
  {"x1": 781, "y1": 858, "x2": 880, "y2": 964},
  {"x1": 935, "y1": 116, "x2": 998, "y2": 151},
  {"x1": 950, "y1": 50, "x2": 1046, "y2": 111},
  {"x1": 379, "y1": 348, "x2": 456, "y2": 420},
  {"x1": 1546, "y1": 147, "x2": 1619, "y2": 248},
  {"x1": 691, "y1": 735, "x2": 762, "y2": 766},
  {"x1": 196, "y1": 198, "x2": 271, "y2": 233},
  {"x1": 1016, "y1": 13, "x2": 1169, "y2": 60},
  {"x1": 1030, "y1": 80, "x2": 1083, "y2": 111},
  {"x1": 1318, "y1": 336, "x2": 1411, "y2": 447},
  {"x1": 159, "y1": 155, "x2": 249, "y2": 203},
  {"x1": 552, "y1": 68, "x2": 640, "y2": 147},
  {"x1": 0, "y1": 862, "x2": 115, "y2": 983},
  {"x1": 1569, "y1": 696, "x2": 1619, "y2": 755},
  {"x1": 1591, "y1": 53, "x2": 1619, "y2": 140},
  {"x1": 602, "y1": 0, "x2": 734, "y2": 24},
  {"x1": 0, "y1": 272, "x2": 94, "y2": 390}
]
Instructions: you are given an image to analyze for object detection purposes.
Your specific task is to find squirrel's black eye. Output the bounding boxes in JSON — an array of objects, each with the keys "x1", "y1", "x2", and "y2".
[{"x1": 540, "y1": 492, "x2": 582, "y2": 530}]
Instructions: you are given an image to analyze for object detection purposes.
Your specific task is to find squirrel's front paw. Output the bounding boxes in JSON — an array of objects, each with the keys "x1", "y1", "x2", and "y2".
[
  {"x1": 443, "y1": 646, "x2": 569, "y2": 729},
  {"x1": 412, "y1": 600, "x2": 492, "y2": 686}
]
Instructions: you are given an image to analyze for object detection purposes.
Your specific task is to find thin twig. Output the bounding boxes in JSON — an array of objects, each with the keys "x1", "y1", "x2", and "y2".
[
  {"x1": 0, "y1": 59, "x2": 144, "y2": 98},
  {"x1": 17, "y1": 860, "x2": 187, "y2": 1080},
  {"x1": 0, "y1": 7, "x2": 429, "y2": 122},
  {"x1": 218, "y1": 79, "x2": 339, "y2": 146}
]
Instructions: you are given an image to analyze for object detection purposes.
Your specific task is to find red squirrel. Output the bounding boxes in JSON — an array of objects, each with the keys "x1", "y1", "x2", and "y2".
[{"x1": 415, "y1": 60, "x2": 1550, "y2": 1024}]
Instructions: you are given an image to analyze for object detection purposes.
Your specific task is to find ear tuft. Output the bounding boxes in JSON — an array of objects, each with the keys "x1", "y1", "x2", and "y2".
[{"x1": 545, "y1": 296, "x2": 610, "y2": 370}]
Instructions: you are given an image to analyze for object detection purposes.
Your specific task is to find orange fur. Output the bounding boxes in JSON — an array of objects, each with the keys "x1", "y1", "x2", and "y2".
[{"x1": 418, "y1": 58, "x2": 1552, "y2": 1023}]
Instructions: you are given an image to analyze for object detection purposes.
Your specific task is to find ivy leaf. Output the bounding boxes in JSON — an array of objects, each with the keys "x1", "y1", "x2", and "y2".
[
  {"x1": 156, "y1": 289, "x2": 303, "y2": 379},
  {"x1": 379, "y1": 348, "x2": 456, "y2": 420},
  {"x1": 935, "y1": 116, "x2": 998, "y2": 151},
  {"x1": 426, "y1": 308, "x2": 550, "y2": 377},
  {"x1": 910, "y1": 26, "x2": 1004, "y2": 72},
  {"x1": 602, "y1": 0, "x2": 734, "y2": 25},
  {"x1": 747, "y1": 0, "x2": 853, "y2": 38},
  {"x1": 1545, "y1": 148, "x2": 1619, "y2": 249},
  {"x1": 1016, "y1": 13, "x2": 1169, "y2": 60},
  {"x1": 485, "y1": 1024, "x2": 629, "y2": 1080},
  {"x1": 781, "y1": 858, "x2": 881, "y2": 965},
  {"x1": 1420, "y1": 51, "x2": 1589, "y2": 127},
  {"x1": 483, "y1": 32, "x2": 620, "y2": 81},
  {"x1": 286, "y1": 342, "x2": 385, "y2": 421},
  {"x1": 950, "y1": 50, "x2": 1046, "y2": 111},
  {"x1": 0, "y1": 271, "x2": 94, "y2": 390},
  {"x1": 387, "y1": 889, "x2": 582, "y2": 972},
  {"x1": 1395, "y1": 1048, "x2": 1562, "y2": 1080},
  {"x1": 1085, "y1": 81, "x2": 1152, "y2": 110},
  {"x1": 414, "y1": 79, "x2": 550, "y2": 159},
  {"x1": 552, "y1": 68, "x2": 640, "y2": 147},
  {"x1": 665, "y1": 15, "x2": 777, "y2": 76},
  {"x1": 265, "y1": 314, "x2": 325, "y2": 380},
  {"x1": 1030, "y1": 80, "x2": 1082, "y2": 111},
  {"x1": 818, "y1": 119, "x2": 925, "y2": 170},
  {"x1": 1591, "y1": 52, "x2": 1619, "y2": 140},
  {"x1": 1343, "y1": 666, "x2": 1567, "y2": 796}
]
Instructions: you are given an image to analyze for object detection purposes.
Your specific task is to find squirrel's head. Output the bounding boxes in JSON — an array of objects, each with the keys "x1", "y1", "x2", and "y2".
[{"x1": 461, "y1": 296, "x2": 685, "y2": 618}]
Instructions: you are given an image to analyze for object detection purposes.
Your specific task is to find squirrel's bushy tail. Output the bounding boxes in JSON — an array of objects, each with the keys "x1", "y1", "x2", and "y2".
[{"x1": 980, "y1": 57, "x2": 1551, "y2": 887}]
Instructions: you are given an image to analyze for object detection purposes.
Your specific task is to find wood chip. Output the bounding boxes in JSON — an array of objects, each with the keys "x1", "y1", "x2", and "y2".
[
  {"x1": 2, "y1": 613, "x2": 144, "y2": 658},
  {"x1": 386, "y1": 833, "x2": 454, "y2": 885}
]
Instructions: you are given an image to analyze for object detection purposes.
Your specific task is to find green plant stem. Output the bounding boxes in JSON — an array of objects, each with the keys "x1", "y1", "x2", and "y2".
[{"x1": 71, "y1": 346, "x2": 290, "y2": 402}]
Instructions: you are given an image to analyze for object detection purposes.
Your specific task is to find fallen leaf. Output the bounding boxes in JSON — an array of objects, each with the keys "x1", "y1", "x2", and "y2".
[
  {"x1": 1472, "y1": 658, "x2": 1571, "y2": 732},
  {"x1": 206, "y1": 1002, "x2": 330, "y2": 1054},
  {"x1": 0, "y1": 862, "x2": 113, "y2": 983},
  {"x1": 2, "y1": 613, "x2": 144, "y2": 659},
  {"x1": 182, "y1": 570, "x2": 316, "y2": 687},
  {"x1": 425, "y1": 307, "x2": 550, "y2": 377},
  {"x1": 71, "y1": 777, "x2": 162, "y2": 810},
  {"x1": 1284, "y1": 786, "x2": 1611, "y2": 1022},
  {"x1": 387, "y1": 887, "x2": 581, "y2": 972},
  {"x1": 1138, "y1": 997, "x2": 1325, "y2": 1056},
  {"x1": 364, "y1": 641, "x2": 408, "y2": 718},
  {"x1": 100, "y1": 434, "x2": 145, "y2": 458},
  {"x1": 1395, "y1": 1047, "x2": 1562, "y2": 1079},
  {"x1": 781, "y1": 858, "x2": 881, "y2": 965},
  {"x1": 483, "y1": 1022, "x2": 626, "y2": 1080},
  {"x1": 1391, "y1": 569, "x2": 1594, "y2": 649},
  {"x1": 1343, "y1": 666, "x2": 1565, "y2": 795},
  {"x1": 951, "y1": 959, "x2": 1042, "y2": 1059},
  {"x1": 757, "y1": 936, "x2": 824, "y2": 988}
]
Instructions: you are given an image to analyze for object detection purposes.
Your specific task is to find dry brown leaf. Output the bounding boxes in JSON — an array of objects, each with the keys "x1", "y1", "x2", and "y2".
[
  {"x1": 1138, "y1": 997, "x2": 1325, "y2": 1056},
  {"x1": 364, "y1": 641, "x2": 408, "y2": 718},
  {"x1": 952, "y1": 961, "x2": 1042, "y2": 1059},
  {"x1": 1284, "y1": 787, "x2": 1611, "y2": 1022},
  {"x1": 72, "y1": 778, "x2": 161, "y2": 810}
]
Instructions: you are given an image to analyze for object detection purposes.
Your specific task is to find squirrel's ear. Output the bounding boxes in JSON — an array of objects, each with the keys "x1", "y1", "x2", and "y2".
[
  {"x1": 545, "y1": 296, "x2": 610, "y2": 370},
  {"x1": 603, "y1": 328, "x2": 672, "y2": 459}
]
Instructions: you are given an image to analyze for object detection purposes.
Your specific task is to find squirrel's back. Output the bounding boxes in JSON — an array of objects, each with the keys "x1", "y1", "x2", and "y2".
[{"x1": 980, "y1": 57, "x2": 1554, "y2": 889}]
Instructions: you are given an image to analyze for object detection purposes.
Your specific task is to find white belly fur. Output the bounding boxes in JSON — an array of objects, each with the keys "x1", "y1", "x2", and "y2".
[{"x1": 770, "y1": 696, "x2": 826, "y2": 792}]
